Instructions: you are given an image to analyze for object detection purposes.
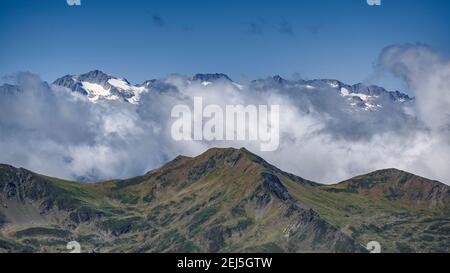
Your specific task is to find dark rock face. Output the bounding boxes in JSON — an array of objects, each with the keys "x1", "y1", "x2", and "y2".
[
  {"x1": 272, "y1": 75, "x2": 286, "y2": 84},
  {"x1": 0, "y1": 166, "x2": 52, "y2": 202},
  {"x1": 192, "y1": 73, "x2": 231, "y2": 82},
  {"x1": 261, "y1": 172, "x2": 291, "y2": 202},
  {"x1": 285, "y1": 209, "x2": 365, "y2": 253},
  {"x1": 53, "y1": 75, "x2": 88, "y2": 95},
  {"x1": 249, "y1": 186, "x2": 272, "y2": 208},
  {"x1": 0, "y1": 165, "x2": 81, "y2": 213},
  {"x1": 78, "y1": 70, "x2": 112, "y2": 84},
  {"x1": 351, "y1": 83, "x2": 412, "y2": 101}
]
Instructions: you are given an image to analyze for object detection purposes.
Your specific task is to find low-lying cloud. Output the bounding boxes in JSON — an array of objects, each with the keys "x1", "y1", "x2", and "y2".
[{"x1": 0, "y1": 44, "x2": 449, "y2": 185}]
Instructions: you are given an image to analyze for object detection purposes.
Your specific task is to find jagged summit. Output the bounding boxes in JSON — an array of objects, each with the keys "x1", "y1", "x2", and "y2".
[
  {"x1": 53, "y1": 70, "x2": 147, "y2": 104},
  {"x1": 48, "y1": 70, "x2": 415, "y2": 111},
  {"x1": 192, "y1": 73, "x2": 232, "y2": 82},
  {"x1": 78, "y1": 70, "x2": 112, "y2": 82},
  {"x1": 271, "y1": 75, "x2": 286, "y2": 84},
  {"x1": 52, "y1": 71, "x2": 235, "y2": 103}
]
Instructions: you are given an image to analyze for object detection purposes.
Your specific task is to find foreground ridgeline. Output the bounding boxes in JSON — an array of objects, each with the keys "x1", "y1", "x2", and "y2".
[{"x1": 0, "y1": 148, "x2": 448, "y2": 253}]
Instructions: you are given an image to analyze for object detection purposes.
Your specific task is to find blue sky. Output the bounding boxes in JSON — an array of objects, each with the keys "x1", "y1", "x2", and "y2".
[{"x1": 0, "y1": 0, "x2": 449, "y2": 90}]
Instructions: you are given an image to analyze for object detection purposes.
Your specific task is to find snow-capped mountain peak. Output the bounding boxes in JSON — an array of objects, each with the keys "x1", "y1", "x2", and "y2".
[
  {"x1": 51, "y1": 71, "x2": 413, "y2": 112},
  {"x1": 53, "y1": 70, "x2": 148, "y2": 104},
  {"x1": 250, "y1": 76, "x2": 413, "y2": 112}
]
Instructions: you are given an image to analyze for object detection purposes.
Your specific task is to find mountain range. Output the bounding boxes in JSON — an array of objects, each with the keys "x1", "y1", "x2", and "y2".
[
  {"x1": 0, "y1": 148, "x2": 448, "y2": 253},
  {"x1": 48, "y1": 70, "x2": 413, "y2": 111}
]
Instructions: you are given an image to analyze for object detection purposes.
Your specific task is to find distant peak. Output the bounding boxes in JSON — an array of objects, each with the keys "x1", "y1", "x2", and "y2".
[
  {"x1": 79, "y1": 70, "x2": 113, "y2": 81},
  {"x1": 84, "y1": 69, "x2": 108, "y2": 76},
  {"x1": 272, "y1": 75, "x2": 286, "y2": 84},
  {"x1": 192, "y1": 73, "x2": 231, "y2": 82}
]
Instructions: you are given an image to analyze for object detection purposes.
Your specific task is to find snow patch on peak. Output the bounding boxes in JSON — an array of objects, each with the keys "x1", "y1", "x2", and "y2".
[
  {"x1": 82, "y1": 82, "x2": 111, "y2": 97},
  {"x1": 340, "y1": 87, "x2": 378, "y2": 101},
  {"x1": 340, "y1": 87, "x2": 382, "y2": 111},
  {"x1": 108, "y1": 78, "x2": 131, "y2": 90},
  {"x1": 54, "y1": 71, "x2": 151, "y2": 104},
  {"x1": 328, "y1": 81, "x2": 339, "y2": 88}
]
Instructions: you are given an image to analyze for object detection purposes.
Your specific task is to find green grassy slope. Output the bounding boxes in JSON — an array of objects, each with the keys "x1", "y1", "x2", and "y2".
[
  {"x1": 284, "y1": 169, "x2": 449, "y2": 252},
  {"x1": 0, "y1": 148, "x2": 448, "y2": 253}
]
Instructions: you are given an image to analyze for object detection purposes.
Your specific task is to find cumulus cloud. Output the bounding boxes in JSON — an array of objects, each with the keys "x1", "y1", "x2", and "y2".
[
  {"x1": 0, "y1": 44, "x2": 449, "y2": 185},
  {"x1": 378, "y1": 44, "x2": 450, "y2": 131},
  {"x1": 374, "y1": 43, "x2": 450, "y2": 184}
]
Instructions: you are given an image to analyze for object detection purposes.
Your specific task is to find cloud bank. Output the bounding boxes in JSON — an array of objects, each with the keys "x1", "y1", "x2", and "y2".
[{"x1": 0, "y1": 44, "x2": 449, "y2": 185}]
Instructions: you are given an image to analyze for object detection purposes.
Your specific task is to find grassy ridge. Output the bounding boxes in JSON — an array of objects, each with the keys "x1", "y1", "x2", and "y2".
[{"x1": 0, "y1": 149, "x2": 448, "y2": 253}]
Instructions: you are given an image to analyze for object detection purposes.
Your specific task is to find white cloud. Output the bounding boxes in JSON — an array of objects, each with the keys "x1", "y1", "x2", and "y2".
[
  {"x1": 1, "y1": 44, "x2": 449, "y2": 185},
  {"x1": 378, "y1": 44, "x2": 450, "y2": 131}
]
